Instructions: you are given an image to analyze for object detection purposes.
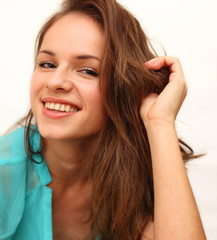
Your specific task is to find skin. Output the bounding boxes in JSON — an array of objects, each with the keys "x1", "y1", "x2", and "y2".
[{"x1": 30, "y1": 12, "x2": 206, "y2": 240}]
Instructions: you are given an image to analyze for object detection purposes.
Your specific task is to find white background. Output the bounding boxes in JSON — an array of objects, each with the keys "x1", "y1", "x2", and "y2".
[{"x1": 0, "y1": 0, "x2": 216, "y2": 239}]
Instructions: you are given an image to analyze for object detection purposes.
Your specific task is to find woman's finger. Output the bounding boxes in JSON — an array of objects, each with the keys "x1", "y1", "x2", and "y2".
[{"x1": 145, "y1": 56, "x2": 183, "y2": 74}]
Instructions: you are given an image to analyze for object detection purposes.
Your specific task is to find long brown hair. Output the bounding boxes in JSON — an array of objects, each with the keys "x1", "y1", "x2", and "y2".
[{"x1": 24, "y1": 0, "x2": 196, "y2": 239}]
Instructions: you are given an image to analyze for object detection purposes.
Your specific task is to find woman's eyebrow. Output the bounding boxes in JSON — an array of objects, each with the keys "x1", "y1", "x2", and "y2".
[
  {"x1": 38, "y1": 50, "x2": 100, "y2": 61},
  {"x1": 38, "y1": 50, "x2": 55, "y2": 56},
  {"x1": 76, "y1": 55, "x2": 100, "y2": 61}
]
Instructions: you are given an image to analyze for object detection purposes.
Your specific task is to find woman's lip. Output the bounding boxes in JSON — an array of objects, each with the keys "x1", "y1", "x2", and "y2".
[
  {"x1": 42, "y1": 103, "x2": 78, "y2": 119},
  {"x1": 41, "y1": 97, "x2": 81, "y2": 109}
]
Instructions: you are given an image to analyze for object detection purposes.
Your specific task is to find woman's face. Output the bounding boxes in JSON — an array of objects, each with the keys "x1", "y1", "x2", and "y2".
[{"x1": 30, "y1": 13, "x2": 106, "y2": 142}]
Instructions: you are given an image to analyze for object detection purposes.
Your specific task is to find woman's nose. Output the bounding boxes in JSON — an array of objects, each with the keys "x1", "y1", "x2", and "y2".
[{"x1": 45, "y1": 68, "x2": 74, "y2": 92}]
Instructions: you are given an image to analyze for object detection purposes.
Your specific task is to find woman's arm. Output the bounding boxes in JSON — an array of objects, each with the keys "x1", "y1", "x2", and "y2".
[{"x1": 140, "y1": 57, "x2": 206, "y2": 240}]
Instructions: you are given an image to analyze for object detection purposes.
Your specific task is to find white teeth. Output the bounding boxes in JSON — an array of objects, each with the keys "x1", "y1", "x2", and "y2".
[
  {"x1": 60, "y1": 105, "x2": 65, "y2": 112},
  {"x1": 50, "y1": 102, "x2": 55, "y2": 110},
  {"x1": 45, "y1": 102, "x2": 78, "y2": 113},
  {"x1": 54, "y1": 103, "x2": 60, "y2": 111},
  {"x1": 65, "y1": 105, "x2": 70, "y2": 112}
]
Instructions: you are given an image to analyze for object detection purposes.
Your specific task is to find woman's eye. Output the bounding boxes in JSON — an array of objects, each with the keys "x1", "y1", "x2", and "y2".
[
  {"x1": 80, "y1": 68, "x2": 98, "y2": 77},
  {"x1": 38, "y1": 62, "x2": 56, "y2": 69}
]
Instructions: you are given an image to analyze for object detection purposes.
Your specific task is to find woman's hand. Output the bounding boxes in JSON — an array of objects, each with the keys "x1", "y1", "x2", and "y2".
[
  {"x1": 140, "y1": 57, "x2": 206, "y2": 240},
  {"x1": 140, "y1": 56, "x2": 187, "y2": 128}
]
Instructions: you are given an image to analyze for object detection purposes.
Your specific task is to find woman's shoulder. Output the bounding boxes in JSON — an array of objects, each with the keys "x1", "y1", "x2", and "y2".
[
  {"x1": 0, "y1": 126, "x2": 27, "y2": 164},
  {"x1": 0, "y1": 127, "x2": 28, "y2": 238}
]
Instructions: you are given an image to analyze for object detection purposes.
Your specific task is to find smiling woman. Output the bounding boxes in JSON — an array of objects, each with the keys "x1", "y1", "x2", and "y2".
[
  {"x1": 31, "y1": 13, "x2": 106, "y2": 141},
  {"x1": 0, "y1": 0, "x2": 206, "y2": 240}
]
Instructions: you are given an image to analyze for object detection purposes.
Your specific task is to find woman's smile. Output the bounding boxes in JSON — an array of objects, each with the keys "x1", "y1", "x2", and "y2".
[{"x1": 41, "y1": 97, "x2": 81, "y2": 119}]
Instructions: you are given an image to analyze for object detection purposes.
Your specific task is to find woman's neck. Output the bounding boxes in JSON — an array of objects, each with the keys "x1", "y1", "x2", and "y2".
[{"x1": 43, "y1": 138, "x2": 91, "y2": 189}]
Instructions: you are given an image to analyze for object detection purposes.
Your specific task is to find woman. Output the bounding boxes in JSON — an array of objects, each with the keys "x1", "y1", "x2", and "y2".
[{"x1": 0, "y1": 0, "x2": 206, "y2": 239}]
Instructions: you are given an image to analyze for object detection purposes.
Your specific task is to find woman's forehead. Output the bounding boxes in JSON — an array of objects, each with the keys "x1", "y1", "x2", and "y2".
[{"x1": 40, "y1": 13, "x2": 105, "y2": 59}]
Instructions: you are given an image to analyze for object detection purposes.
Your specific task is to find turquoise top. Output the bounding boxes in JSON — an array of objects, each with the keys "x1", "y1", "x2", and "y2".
[{"x1": 0, "y1": 127, "x2": 53, "y2": 240}]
